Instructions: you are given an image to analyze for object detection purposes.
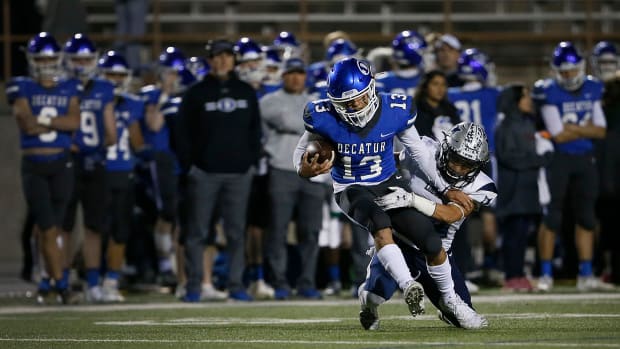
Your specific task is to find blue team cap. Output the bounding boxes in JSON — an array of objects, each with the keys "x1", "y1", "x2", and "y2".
[{"x1": 283, "y1": 58, "x2": 306, "y2": 74}]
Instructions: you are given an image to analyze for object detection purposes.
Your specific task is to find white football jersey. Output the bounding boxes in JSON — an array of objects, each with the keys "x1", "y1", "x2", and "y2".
[{"x1": 399, "y1": 136, "x2": 497, "y2": 251}]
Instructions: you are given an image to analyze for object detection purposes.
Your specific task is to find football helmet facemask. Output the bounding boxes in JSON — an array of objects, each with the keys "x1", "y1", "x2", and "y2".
[
  {"x1": 327, "y1": 57, "x2": 379, "y2": 128},
  {"x1": 551, "y1": 41, "x2": 585, "y2": 91},
  {"x1": 64, "y1": 33, "x2": 98, "y2": 79},
  {"x1": 27, "y1": 32, "x2": 63, "y2": 80},
  {"x1": 437, "y1": 122, "x2": 489, "y2": 188}
]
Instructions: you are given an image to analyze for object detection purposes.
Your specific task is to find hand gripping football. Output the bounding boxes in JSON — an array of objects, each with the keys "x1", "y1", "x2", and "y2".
[{"x1": 306, "y1": 139, "x2": 335, "y2": 164}]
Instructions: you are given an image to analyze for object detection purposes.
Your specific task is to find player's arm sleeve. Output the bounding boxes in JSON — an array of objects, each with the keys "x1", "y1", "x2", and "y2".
[
  {"x1": 293, "y1": 130, "x2": 312, "y2": 173},
  {"x1": 592, "y1": 100, "x2": 607, "y2": 127},
  {"x1": 541, "y1": 104, "x2": 564, "y2": 136},
  {"x1": 398, "y1": 127, "x2": 450, "y2": 193}
]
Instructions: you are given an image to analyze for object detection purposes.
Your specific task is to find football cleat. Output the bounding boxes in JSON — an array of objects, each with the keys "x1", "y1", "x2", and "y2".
[
  {"x1": 322, "y1": 280, "x2": 342, "y2": 297},
  {"x1": 201, "y1": 283, "x2": 228, "y2": 301},
  {"x1": 437, "y1": 310, "x2": 459, "y2": 328},
  {"x1": 439, "y1": 295, "x2": 488, "y2": 330},
  {"x1": 358, "y1": 283, "x2": 380, "y2": 330},
  {"x1": 576, "y1": 276, "x2": 615, "y2": 292},
  {"x1": 537, "y1": 275, "x2": 554, "y2": 292},
  {"x1": 85, "y1": 285, "x2": 104, "y2": 303},
  {"x1": 249, "y1": 280, "x2": 275, "y2": 300},
  {"x1": 101, "y1": 279, "x2": 125, "y2": 303},
  {"x1": 404, "y1": 280, "x2": 425, "y2": 317}
]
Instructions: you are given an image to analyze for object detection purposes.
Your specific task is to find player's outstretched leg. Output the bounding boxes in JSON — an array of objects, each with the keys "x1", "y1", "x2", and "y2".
[{"x1": 404, "y1": 280, "x2": 425, "y2": 317}]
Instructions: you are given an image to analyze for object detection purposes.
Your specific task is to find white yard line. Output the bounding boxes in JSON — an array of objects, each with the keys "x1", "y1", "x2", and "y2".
[
  {"x1": 0, "y1": 292, "x2": 619, "y2": 315},
  {"x1": 0, "y1": 338, "x2": 619, "y2": 347}
]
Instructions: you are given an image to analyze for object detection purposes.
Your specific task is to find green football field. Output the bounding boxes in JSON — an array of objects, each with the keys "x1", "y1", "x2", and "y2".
[{"x1": 1, "y1": 290, "x2": 619, "y2": 349}]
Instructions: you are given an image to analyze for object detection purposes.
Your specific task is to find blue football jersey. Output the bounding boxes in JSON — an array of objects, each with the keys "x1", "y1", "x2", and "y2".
[
  {"x1": 533, "y1": 77, "x2": 604, "y2": 154},
  {"x1": 303, "y1": 93, "x2": 416, "y2": 190},
  {"x1": 74, "y1": 78, "x2": 115, "y2": 156},
  {"x1": 139, "y1": 85, "x2": 171, "y2": 152},
  {"x1": 106, "y1": 94, "x2": 144, "y2": 172},
  {"x1": 448, "y1": 86, "x2": 500, "y2": 152},
  {"x1": 375, "y1": 71, "x2": 421, "y2": 97},
  {"x1": 7, "y1": 76, "x2": 82, "y2": 150}
]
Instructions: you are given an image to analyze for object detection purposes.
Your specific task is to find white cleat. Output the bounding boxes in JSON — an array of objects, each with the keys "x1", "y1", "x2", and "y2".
[
  {"x1": 85, "y1": 285, "x2": 104, "y2": 303},
  {"x1": 201, "y1": 283, "x2": 228, "y2": 301},
  {"x1": 404, "y1": 280, "x2": 425, "y2": 317},
  {"x1": 249, "y1": 280, "x2": 275, "y2": 300},
  {"x1": 537, "y1": 275, "x2": 554, "y2": 292},
  {"x1": 101, "y1": 279, "x2": 125, "y2": 303},
  {"x1": 465, "y1": 280, "x2": 480, "y2": 294},
  {"x1": 576, "y1": 276, "x2": 615, "y2": 292},
  {"x1": 439, "y1": 295, "x2": 488, "y2": 330},
  {"x1": 358, "y1": 283, "x2": 380, "y2": 330}
]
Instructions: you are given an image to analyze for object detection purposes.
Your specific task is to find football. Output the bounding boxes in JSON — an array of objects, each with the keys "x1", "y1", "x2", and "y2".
[{"x1": 306, "y1": 139, "x2": 335, "y2": 164}]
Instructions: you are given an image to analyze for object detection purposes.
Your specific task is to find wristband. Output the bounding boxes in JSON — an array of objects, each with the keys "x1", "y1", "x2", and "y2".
[
  {"x1": 448, "y1": 201, "x2": 465, "y2": 220},
  {"x1": 411, "y1": 193, "x2": 436, "y2": 216}
]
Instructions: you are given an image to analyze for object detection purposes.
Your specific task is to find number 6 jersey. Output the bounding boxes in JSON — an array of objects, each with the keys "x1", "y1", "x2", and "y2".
[{"x1": 6, "y1": 76, "x2": 82, "y2": 150}]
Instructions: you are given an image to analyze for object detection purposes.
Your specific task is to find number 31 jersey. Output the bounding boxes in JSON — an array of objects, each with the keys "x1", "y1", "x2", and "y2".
[{"x1": 303, "y1": 93, "x2": 416, "y2": 193}]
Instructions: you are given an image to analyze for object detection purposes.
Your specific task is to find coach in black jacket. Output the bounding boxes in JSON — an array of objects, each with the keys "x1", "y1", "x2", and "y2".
[
  {"x1": 495, "y1": 84, "x2": 551, "y2": 290},
  {"x1": 176, "y1": 39, "x2": 262, "y2": 302}
]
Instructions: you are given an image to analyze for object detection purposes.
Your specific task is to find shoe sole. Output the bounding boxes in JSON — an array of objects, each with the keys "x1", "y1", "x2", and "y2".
[{"x1": 404, "y1": 282, "x2": 425, "y2": 317}]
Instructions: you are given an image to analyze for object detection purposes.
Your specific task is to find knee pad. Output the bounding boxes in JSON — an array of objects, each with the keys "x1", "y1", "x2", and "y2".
[
  {"x1": 112, "y1": 227, "x2": 130, "y2": 244},
  {"x1": 577, "y1": 211, "x2": 597, "y2": 231}
]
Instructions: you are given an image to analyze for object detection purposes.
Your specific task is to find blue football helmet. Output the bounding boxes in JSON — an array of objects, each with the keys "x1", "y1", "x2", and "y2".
[
  {"x1": 327, "y1": 57, "x2": 378, "y2": 128},
  {"x1": 457, "y1": 51, "x2": 489, "y2": 84},
  {"x1": 98, "y1": 50, "x2": 131, "y2": 94},
  {"x1": 159, "y1": 46, "x2": 186, "y2": 76},
  {"x1": 461, "y1": 48, "x2": 496, "y2": 85},
  {"x1": 392, "y1": 39, "x2": 423, "y2": 68},
  {"x1": 591, "y1": 41, "x2": 618, "y2": 81},
  {"x1": 326, "y1": 39, "x2": 358, "y2": 65},
  {"x1": 177, "y1": 68, "x2": 197, "y2": 91},
  {"x1": 185, "y1": 56, "x2": 209, "y2": 80},
  {"x1": 551, "y1": 41, "x2": 585, "y2": 91},
  {"x1": 273, "y1": 31, "x2": 301, "y2": 60},
  {"x1": 308, "y1": 62, "x2": 328, "y2": 84},
  {"x1": 393, "y1": 30, "x2": 428, "y2": 51},
  {"x1": 234, "y1": 37, "x2": 265, "y2": 85},
  {"x1": 26, "y1": 32, "x2": 63, "y2": 80},
  {"x1": 437, "y1": 122, "x2": 489, "y2": 188},
  {"x1": 235, "y1": 37, "x2": 263, "y2": 62},
  {"x1": 262, "y1": 46, "x2": 283, "y2": 85},
  {"x1": 64, "y1": 33, "x2": 98, "y2": 79}
]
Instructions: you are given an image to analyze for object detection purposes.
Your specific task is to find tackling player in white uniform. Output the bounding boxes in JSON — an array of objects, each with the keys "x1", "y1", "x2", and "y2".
[{"x1": 361, "y1": 122, "x2": 497, "y2": 330}]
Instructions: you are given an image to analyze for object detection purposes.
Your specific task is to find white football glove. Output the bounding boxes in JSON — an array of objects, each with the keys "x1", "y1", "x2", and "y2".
[
  {"x1": 374, "y1": 186, "x2": 414, "y2": 210},
  {"x1": 375, "y1": 186, "x2": 436, "y2": 216}
]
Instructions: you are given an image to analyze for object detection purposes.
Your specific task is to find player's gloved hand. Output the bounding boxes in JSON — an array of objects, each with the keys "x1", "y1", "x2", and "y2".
[
  {"x1": 374, "y1": 186, "x2": 413, "y2": 210},
  {"x1": 36, "y1": 114, "x2": 52, "y2": 126},
  {"x1": 375, "y1": 187, "x2": 437, "y2": 216}
]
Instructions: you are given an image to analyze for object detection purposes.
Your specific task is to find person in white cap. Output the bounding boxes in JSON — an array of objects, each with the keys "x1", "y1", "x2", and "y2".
[{"x1": 435, "y1": 34, "x2": 463, "y2": 87}]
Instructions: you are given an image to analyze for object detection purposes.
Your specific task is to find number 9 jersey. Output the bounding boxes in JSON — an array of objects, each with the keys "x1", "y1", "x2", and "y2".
[{"x1": 302, "y1": 93, "x2": 416, "y2": 193}]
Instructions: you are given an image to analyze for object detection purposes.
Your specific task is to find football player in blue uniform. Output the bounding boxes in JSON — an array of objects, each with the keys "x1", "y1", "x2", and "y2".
[
  {"x1": 375, "y1": 30, "x2": 424, "y2": 97},
  {"x1": 139, "y1": 46, "x2": 187, "y2": 287},
  {"x1": 61, "y1": 33, "x2": 117, "y2": 302},
  {"x1": 99, "y1": 50, "x2": 148, "y2": 302},
  {"x1": 6, "y1": 32, "x2": 81, "y2": 304},
  {"x1": 534, "y1": 42, "x2": 610, "y2": 291},
  {"x1": 366, "y1": 122, "x2": 496, "y2": 330},
  {"x1": 185, "y1": 56, "x2": 209, "y2": 81},
  {"x1": 294, "y1": 57, "x2": 474, "y2": 320}
]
